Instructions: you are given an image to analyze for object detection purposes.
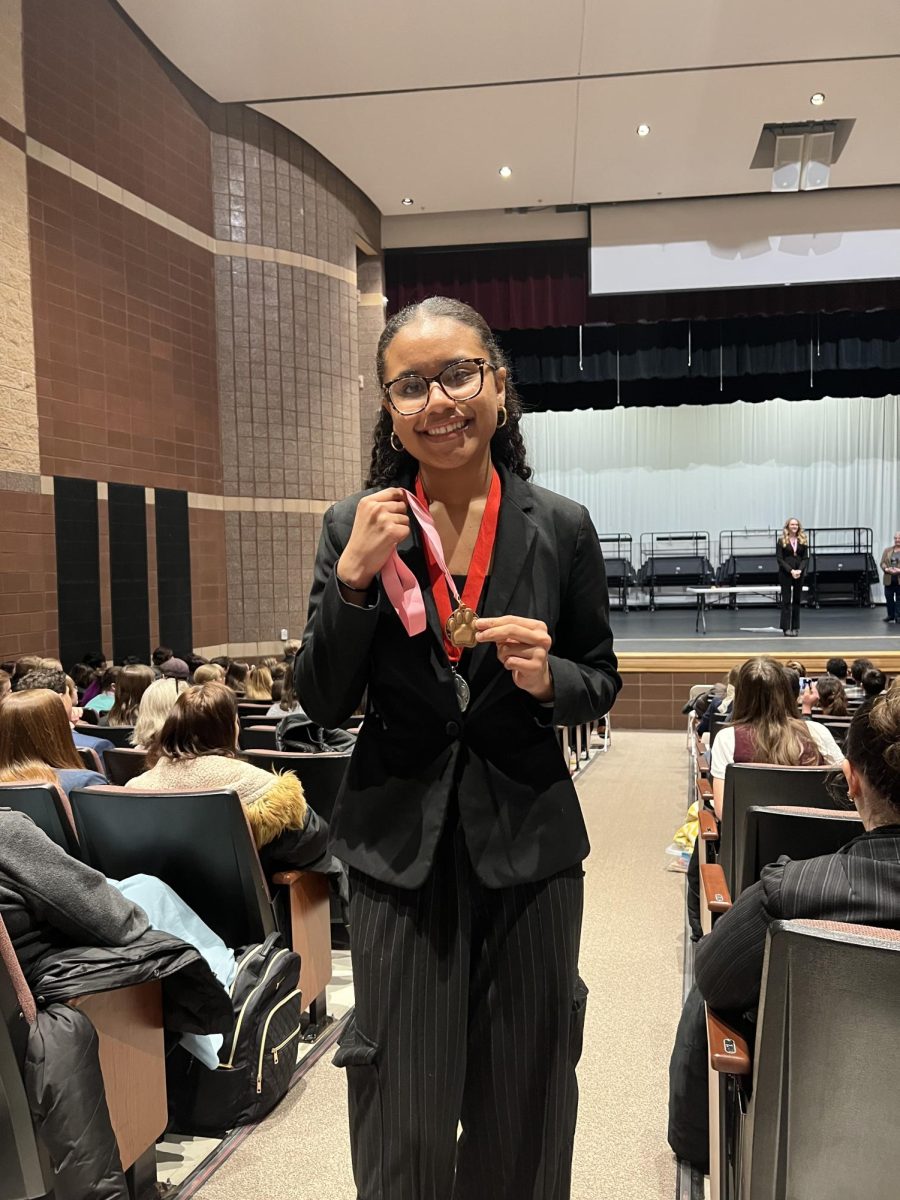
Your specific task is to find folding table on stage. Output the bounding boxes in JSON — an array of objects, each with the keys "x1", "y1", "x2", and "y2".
[{"x1": 687, "y1": 585, "x2": 808, "y2": 635}]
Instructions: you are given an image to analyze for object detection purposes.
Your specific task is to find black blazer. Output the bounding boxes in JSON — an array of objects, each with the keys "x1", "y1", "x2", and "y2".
[
  {"x1": 295, "y1": 464, "x2": 621, "y2": 889},
  {"x1": 775, "y1": 536, "x2": 809, "y2": 581}
]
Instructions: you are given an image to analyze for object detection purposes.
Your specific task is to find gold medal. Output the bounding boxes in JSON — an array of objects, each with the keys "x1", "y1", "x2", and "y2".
[{"x1": 446, "y1": 603, "x2": 479, "y2": 649}]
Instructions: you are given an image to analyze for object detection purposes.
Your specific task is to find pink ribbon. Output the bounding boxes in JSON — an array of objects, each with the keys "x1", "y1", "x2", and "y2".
[{"x1": 379, "y1": 489, "x2": 461, "y2": 638}]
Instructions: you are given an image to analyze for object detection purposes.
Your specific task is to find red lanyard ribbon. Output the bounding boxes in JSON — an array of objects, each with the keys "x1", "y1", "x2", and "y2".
[{"x1": 414, "y1": 467, "x2": 502, "y2": 663}]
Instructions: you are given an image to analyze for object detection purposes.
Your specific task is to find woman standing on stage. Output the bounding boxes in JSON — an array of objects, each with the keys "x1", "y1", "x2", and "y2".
[
  {"x1": 295, "y1": 297, "x2": 620, "y2": 1200},
  {"x1": 776, "y1": 516, "x2": 809, "y2": 637}
]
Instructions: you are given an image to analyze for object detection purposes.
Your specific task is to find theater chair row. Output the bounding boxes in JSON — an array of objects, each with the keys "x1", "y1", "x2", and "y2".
[
  {"x1": 0, "y1": 776, "x2": 341, "y2": 1199},
  {"x1": 558, "y1": 716, "x2": 610, "y2": 773},
  {"x1": 687, "y1": 724, "x2": 900, "y2": 1199}
]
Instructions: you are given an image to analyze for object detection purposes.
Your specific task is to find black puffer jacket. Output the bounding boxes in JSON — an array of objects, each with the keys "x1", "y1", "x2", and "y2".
[{"x1": 23, "y1": 934, "x2": 234, "y2": 1200}]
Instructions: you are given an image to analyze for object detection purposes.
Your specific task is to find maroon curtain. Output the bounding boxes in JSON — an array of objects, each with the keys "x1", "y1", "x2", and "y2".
[{"x1": 386, "y1": 241, "x2": 900, "y2": 330}]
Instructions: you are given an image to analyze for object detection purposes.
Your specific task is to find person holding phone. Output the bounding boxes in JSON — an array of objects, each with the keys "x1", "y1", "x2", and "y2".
[
  {"x1": 295, "y1": 297, "x2": 620, "y2": 1199},
  {"x1": 776, "y1": 516, "x2": 809, "y2": 637}
]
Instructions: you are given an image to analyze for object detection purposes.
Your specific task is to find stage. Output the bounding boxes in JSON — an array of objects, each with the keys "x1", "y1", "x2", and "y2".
[
  {"x1": 612, "y1": 603, "x2": 900, "y2": 657},
  {"x1": 609, "y1": 603, "x2": 900, "y2": 729}
]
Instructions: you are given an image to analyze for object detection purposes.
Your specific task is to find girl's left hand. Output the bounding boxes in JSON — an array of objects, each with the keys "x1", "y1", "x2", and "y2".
[{"x1": 474, "y1": 616, "x2": 554, "y2": 702}]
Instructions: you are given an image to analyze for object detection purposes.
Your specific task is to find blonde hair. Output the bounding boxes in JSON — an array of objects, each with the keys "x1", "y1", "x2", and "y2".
[
  {"x1": 193, "y1": 663, "x2": 225, "y2": 685},
  {"x1": 131, "y1": 677, "x2": 190, "y2": 749},
  {"x1": 781, "y1": 518, "x2": 808, "y2": 547},
  {"x1": 731, "y1": 656, "x2": 820, "y2": 766},
  {"x1": 245, "y1": 665, "x2": 273, "y2": 701}
]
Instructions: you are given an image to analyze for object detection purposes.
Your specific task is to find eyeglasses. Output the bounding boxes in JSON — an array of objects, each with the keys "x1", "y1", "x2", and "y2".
[{"x1": 382, "y1": 358, "x2": 497, "y2": 416}]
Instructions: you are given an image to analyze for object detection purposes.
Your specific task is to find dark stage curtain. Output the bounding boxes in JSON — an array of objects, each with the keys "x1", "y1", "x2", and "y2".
[
  {"x1": 502, "y1": 310, "x2": 900, "y2": 410},
  {"x1": 386, "y1": 241, "x2": 900, "y2": 329}
]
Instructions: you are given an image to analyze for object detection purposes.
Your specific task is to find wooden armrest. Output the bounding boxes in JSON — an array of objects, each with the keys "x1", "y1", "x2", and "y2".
[
  {"x1": 271, "y1": 870, "x2": 303, "y2": 886},
  {"x1": 272, "y1": 870, "x2": 333, "y2": 1010},
  {"x1": 698, "y1": 804, "x2": 718, "y2": 838},
  {"x1": 699, "y1": 863, "x2": 732, "y2": 913},
  {"x1": 706, "y1": 1007, "x2": 751, "y2": 1075},
  {"x1": 70, "y1": 982, "x2": 166, "y2": 1170}
]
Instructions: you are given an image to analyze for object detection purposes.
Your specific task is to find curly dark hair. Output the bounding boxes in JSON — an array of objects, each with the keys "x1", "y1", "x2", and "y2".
[{"x1": 366, "y1": 297, "x2": 531, "y2": 488}]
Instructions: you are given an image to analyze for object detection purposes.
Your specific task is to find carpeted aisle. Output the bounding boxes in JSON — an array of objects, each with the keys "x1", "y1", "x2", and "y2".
[{"x1": 194, "y1": 730, "x2": 687, "y2": 1199}]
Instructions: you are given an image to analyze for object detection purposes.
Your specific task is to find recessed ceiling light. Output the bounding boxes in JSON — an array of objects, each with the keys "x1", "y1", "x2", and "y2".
[
  {"x1": 636, "y1": 123, "x2": 651, "y2": 137},
  {"x1": 498, "y1": 165, "x2": 512, "y2": 178},
  {"x1": 810, "y1": 92, "x2": 826, "y2": 106},
  {"x1": 401, "y1": 196, "x2": 414, "y2": 206}
]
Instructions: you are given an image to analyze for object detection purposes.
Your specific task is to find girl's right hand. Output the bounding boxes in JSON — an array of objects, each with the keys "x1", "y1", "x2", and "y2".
[{"x1": 337, "y1": 489, "x2": 411, "y2": 590}]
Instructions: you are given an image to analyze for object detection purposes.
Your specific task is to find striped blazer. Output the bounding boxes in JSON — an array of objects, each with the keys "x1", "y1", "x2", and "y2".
[{"x1": 694, "y1": 825, "x2": 900, "y2": 1013}]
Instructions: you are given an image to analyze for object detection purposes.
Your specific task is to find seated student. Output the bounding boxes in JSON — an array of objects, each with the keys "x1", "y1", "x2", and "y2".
[
  {"x1": 244, "y1": 665, "x2": 273, "y2": 702},
  {"x1": 159, "y1": 656, "x2": 190, "y2": 682},
  {"x1": 131, "y1": 677, "x2": 190, "y2": 749},
  {"x1": 697, "y1": 667, "x2": 738, "y2": 736},
  {"x1": 0, "y1": 689, "x2": 107, "y2": 795},
  {"x1": 76, "y1": 651, "x2": 107, "y2": 706},
  {"x1": 825, "y1": 655, "x2": 849, "y2": 682},
  {"x1": 151, "y1": 645, "x2": 173, "y2": 677},
  {"x1": 83, "y1": 666, "x2": 119, "y2": 715},
  {"x1": 811, "y1": 674, "x2": 849, "y2": 717},
  {"x1": 0, "y1": 669, "x2": 10, "y2": 699},
  {"x1": 192, "y1": 662, "x2": 225, "y2": 685},
  {"x1": 862, "y1": 667, "x2": 887, "y2": 703},
  {"x1": 99, "y1": 663, "x2": 154, "y2": 728},
  {"x1": 709, "y1": 656, "x2": 843, "y2": 818},
  {"x1": 224, "y1": 661, "x2": 249, "y2": 697},
  {"x1": 266, "y1": 658, "x2": 306, "y2": 718},
  {"x1": 127, "y1": 682, "x2": 330, "y2": 877},
  {"x1": 846, "y1": 657, "x2": 875, "y2": 700},
  {"x1": 669, "y1": 688, "x2": 900, "y2": 1168},
  {"x1": 15, "y1": 667, "x2": 114, "y2": 763},
  {"x1": 283, "y1": 638, "x2": 301, "y2": 664}
]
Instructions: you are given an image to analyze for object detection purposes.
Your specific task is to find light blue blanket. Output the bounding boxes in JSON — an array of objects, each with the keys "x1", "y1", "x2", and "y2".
[{"x1": 111, "y1": 874, "x2": 236, "y2": 1069}]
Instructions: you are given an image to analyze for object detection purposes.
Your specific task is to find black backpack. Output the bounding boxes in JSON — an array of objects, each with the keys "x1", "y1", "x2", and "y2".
[{"x1": 167, "y1": 933, "x2": 303, "y2": 1136}]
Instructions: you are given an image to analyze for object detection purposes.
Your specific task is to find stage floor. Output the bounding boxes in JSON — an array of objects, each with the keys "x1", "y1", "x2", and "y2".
[{"x1": 610, "y1": 603, "x2": 900, "y2": 655}]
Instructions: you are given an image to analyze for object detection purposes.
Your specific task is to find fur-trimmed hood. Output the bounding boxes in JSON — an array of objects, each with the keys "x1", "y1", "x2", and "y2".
[{"x1": 125, "y1": 755, "x2": 307, "y2": 848}]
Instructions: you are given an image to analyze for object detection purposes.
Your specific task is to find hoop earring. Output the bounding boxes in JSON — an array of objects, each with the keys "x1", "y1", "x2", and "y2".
[
  {"x1": 496, "y1": 406, "x2": 508, "y2": 429},
  {"x1": 390, "y1": 432, "x2": 403, "y2": 453}
]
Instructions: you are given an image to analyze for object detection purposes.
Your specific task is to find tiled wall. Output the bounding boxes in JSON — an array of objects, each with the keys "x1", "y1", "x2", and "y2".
[
  {"x1": 614, "y1": 671, "x2": 724, "y2": 731},
  {"x1": 0, "y1": 0, "x2": 383, "y2": 662},
  {"x1": 211, "y1": 104, "x2": 381, "y2": 645}
]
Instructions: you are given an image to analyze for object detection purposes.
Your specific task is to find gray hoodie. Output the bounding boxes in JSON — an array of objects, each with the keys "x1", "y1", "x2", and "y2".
[{"x1": 0, "y1": 809, "x2": 148, "y2": 978}]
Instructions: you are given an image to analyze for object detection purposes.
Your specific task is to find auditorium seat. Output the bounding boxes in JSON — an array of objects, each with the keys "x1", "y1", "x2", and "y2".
[
  {"x1": 737, "y1": 805, "x2": 863, "y2": 898},
  {"x1": 707, "y1": 920, "x2": 900, "y2": 1200},
  {"x1": 238, "y1": 725, "x2": 279, "y2": 751},
  {"x1": 238, "y1": 713, "x2": 281, "y2": 729},
  {"x1": 0, "y1": 782, "x2": 80, "y2": 856},
  {"x1": 102, "y1": 748, "x2": 149, "y2": 786},
  {"x1": 699, "y1": 764, "x2": 836, "y2": 932},
  {"x1": 75, "y1": 745, "x2": 106, "y2": 775},
  {"x1": 68, "y1": 786, "x2": 331, "y2": 1030},
  {"x1": 236, "y1": 701, "x2": 271, "y2": 716},
  {"x1": 0, "y1": 914, "x2": 166, "y2": 1199},
  {"x1": 240, "y1": 750, "x2": 349, "y2": 823},
  {"x1": 74, "y1": 722, "x2": 136, "y2": 748},
  {"x1": 708, "y1": 712, "x2": 730, "y2": 748}
]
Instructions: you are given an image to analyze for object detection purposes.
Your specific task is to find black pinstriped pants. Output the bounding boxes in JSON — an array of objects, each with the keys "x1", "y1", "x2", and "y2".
[{"x1": 333, "y1": 814, "x2": 587, "y2": 1200}]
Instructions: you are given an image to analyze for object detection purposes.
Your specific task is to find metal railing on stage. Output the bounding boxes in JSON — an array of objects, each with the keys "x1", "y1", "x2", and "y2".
[
  {"x1": 637, "y1": 531, "x2": 714, "y2": 610},
  {"x1": 716, "y1": 528, "x2": 781, "y2": 606},
  {"x1": 597, "y1": 533, "x2": 636, "y2": 612},
  {"x1": 806, "y1": 527, "x2": 879, "y2": 607}
]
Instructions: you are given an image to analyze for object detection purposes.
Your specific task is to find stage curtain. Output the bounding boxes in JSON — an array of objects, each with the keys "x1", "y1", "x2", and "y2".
[
  {"x1": 521, "y1": 395, "x2": 900, "y2": 562},
  {"x1": 385, "y1": 242, "x2": 900, "y2": 329},
  {"x1": 502, "y1": 310, "x2": 900, "y2": 409}
]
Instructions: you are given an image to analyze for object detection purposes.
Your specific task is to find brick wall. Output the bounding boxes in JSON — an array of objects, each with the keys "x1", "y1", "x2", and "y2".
[{"x1": 0, "y1": 0, "x2": 383, "y2": 663}]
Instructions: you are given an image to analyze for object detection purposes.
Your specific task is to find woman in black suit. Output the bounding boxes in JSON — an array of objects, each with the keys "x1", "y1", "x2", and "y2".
[
  {"x1": 775, "y1": 516, "x2": 809, "y2": 636},
  {"x1": 296, "y1": 297, "x2": 620, "y2": 1199}
]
